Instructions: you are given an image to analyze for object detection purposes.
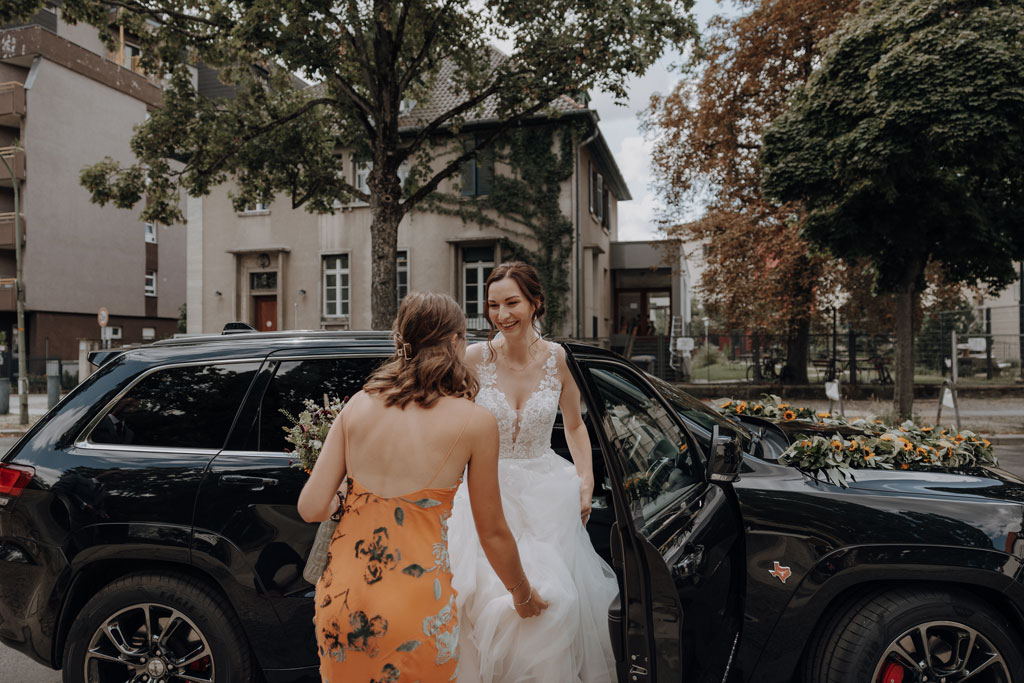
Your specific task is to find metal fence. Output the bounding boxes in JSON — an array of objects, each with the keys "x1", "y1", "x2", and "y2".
[
  {"x1": 6, "y1": 355, "x2": 80, "y2": 391},
  {"x1": 651, "y1": 304, "x2": 1023, "y2": 385}
]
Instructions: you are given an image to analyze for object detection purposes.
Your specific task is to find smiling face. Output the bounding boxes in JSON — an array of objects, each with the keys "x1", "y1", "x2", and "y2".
[{"x1": 487, "y1": 276, "x2": 537, "y2": 339}]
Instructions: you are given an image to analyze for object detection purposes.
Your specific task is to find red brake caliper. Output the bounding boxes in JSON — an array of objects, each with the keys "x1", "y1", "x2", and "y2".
[{"x1": 880, "y1": 662, "x2": 905, "y2": 683}]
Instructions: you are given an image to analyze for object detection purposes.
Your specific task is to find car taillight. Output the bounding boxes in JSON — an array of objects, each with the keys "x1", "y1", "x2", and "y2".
[{"x1": 0, "y1": 464, "x2": 34, "y2": 498}]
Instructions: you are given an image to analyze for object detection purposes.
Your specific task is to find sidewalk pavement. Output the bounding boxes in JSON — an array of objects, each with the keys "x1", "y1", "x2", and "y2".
[{"x1": 0, "y1": 392, "x2": 57, "y2": 437}]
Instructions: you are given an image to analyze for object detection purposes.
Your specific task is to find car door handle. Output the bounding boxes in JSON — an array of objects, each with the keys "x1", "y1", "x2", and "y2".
[
  {"x1": 219, "y1": 475, "x2": 278, "y2": 490},
  {"x1": 671, "y1": 542, "x2": 705, "y2": 581}
]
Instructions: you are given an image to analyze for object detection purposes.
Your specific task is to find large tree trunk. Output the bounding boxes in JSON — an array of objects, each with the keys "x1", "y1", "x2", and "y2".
[
  {"x1": 893, "y1": 277, "x2": 919, "y2": 421},
  {"x1": 369, "y1": 172, "x2": 404, "y2": 330},
  {"x1": 782, "y1": 316, "x2": 810, "y2": 384}
]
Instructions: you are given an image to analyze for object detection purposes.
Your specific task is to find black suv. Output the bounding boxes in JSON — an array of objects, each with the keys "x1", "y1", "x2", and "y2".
[{"x1": 2, "y1": 330, "x2": 1023, "y2": 683}]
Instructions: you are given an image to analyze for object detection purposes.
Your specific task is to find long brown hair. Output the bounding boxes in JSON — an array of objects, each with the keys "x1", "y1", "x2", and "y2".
[
  {"x1": 363, "y1": 292, "x2": 478, "y2": 408},
  {"x1": 484, "y1": 262, "x2": 546, "y2": 354}
]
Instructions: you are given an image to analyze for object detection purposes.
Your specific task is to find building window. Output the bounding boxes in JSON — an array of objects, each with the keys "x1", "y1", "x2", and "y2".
[
  {"x1": 240, "y1": 201, "x2": 269, "y2": 214},
  {"x1": 354, "y1": 161, "x2": 371, "y2": 195},
  {"x1": 462, "y1": 246, "x2": 495, "y2": 326},
  {"x1": 590, "y1": 164, "x2": 605, "y2": 223},
  {"x1": 323, "y1": 254, "x2": 350, "y2": 317},
  {"x1": 121, "y1": 42, "x2": 142, "y2": 70},
  {"x1": 250, "y1": 271, "x2": 277, "y2": 291},
  {"x1": 145, "y1": 270, "x2": 157, "y2": 297},
  {"x1": 602, "y1": 182, "x2": 610, "y2": 229},
  {"x1": 108, "y1": 326, "x2": 123, "y2": 340},
  {"x1": 397, "y1": 249, "x2": 409, "y2": 304},
  {"x1": 144, "y1": 222, "x2": 157, "y2": 244},
  {"x1": 142, "y1": 327, "x2": 156, "y2": 340},
  {"x1": 461, "y1": 137, "x2": 494, "y2": 196}
]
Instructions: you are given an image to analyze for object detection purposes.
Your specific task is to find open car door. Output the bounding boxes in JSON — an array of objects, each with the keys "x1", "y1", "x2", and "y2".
[{"x1": 566, "y1": 346, "x2": 744, "y2": 682}]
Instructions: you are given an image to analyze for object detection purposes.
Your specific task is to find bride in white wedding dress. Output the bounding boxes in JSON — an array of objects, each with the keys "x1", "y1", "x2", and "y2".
[{"x1": 448, "y1": 262, "x2": 618, "y2": 682}]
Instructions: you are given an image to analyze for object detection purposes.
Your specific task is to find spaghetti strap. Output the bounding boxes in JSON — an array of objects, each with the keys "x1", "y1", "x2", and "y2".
[{"x1": 425, "y1": 412, "x2": 473, "y2": 488}]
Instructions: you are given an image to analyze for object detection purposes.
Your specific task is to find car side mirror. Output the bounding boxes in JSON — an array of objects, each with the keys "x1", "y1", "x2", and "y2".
[{"x1": 708, "y1": 425, "x2": 741, "y2": 483}]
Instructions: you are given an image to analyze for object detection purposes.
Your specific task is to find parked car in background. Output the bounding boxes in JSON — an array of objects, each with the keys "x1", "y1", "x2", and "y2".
[{"x1": 1, "y1": 329, "x2": 1022, "y2": 683}]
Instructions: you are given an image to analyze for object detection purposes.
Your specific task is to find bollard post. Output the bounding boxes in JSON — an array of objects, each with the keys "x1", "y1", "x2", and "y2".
[
  {"x1": 46, "y1": 360, "x2": 60, "y2": 410},
  {"x1": 936, "y1": 379, "x2": 961, "y2": 430},
  {"x1": 825, "y1": 377, "x2": 844, "y2": 417},
  {"x1": 0, "y1": 377, "x2": 9, "y2": 414}
]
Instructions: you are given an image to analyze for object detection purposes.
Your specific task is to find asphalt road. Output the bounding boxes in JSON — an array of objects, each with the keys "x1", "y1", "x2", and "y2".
[{"x1": 2, "y1": 440, "x2": 1024, "y2": 682}]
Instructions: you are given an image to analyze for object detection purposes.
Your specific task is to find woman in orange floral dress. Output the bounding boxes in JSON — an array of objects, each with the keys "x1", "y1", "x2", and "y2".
[{"x1": 298, "y1": 292, "x2": 547, "y2": 682}]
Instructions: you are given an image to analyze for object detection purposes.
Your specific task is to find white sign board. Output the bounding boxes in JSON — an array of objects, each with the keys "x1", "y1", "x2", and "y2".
[
  {"x1": 967, "y1": 337, "x2": 987, "y2": 353},
  {"x1": 942, "y1": 387, "x2": 955, "y2": 409},
  {"x1": 676, "y1": 337, "x2": 695, "y2": 352}
]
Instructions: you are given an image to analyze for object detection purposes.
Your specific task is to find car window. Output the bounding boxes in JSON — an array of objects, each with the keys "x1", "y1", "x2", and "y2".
[
  {"x1": 589, "y1": 364, "x2": 703, "y2": 531},
  {"x1": 251, "y1": 356, "x2": 384, "y2": 452},
  {"x1": 89, "y1": 362, "x2": 261, "y2": 450},
  {"x1": 647, "y1": 375, "x2": 752, "y2": 455}
]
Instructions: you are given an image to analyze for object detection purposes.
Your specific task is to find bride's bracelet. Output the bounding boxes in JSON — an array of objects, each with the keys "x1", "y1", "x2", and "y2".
[
  {"x1": 513, "y1": 587, "x2": 534, "y2": 607},
  {"x1": 505, "y1": 574, "x2": 526, "y2": 594}
]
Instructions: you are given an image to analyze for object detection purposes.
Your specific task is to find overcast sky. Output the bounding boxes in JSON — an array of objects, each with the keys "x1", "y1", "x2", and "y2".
[{"x1": 590, "y1": 0, "x2": 734, "y2": 241}]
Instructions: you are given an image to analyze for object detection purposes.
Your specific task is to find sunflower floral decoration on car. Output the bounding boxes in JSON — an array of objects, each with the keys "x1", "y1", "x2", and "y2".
[
  {"x1": 717, "y1": 395, "x2": 997, "y2": 487},
  {"x1": 282, "y1": 395, "x2": 348, "y2": 473}
]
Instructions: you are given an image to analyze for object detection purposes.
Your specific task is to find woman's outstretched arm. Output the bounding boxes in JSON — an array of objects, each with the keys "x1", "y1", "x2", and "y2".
[{"x1": 466, "y1": 405, "x2": 548, "y2": 619}]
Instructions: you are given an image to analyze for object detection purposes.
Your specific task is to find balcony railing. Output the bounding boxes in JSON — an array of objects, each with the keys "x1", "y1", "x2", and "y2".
[
  {"x1": 0, "y1": 147, "x2": 26, "y2": 187},
  {"x1": 0, "y1": 213, "x2": 25, "y2": 249},
  {"x1": 0, "y1": 82, "x2": 26, "y2": 127},
  {"x1": 0, "y1": 278, "x2": 16, "y2": 312},
  {"x1": 105, "y1": 51, "x2": 163, "y2": 86}
]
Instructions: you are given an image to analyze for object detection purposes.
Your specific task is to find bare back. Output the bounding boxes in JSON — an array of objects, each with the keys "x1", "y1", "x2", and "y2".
[{"x1": 342, "y1": 391, "x2": 481, "y2": 497}]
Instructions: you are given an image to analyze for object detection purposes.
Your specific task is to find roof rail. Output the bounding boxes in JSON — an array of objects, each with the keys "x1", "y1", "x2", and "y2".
[{"x1": 222, "y1": 322, "x2": 257, "y2": 335}]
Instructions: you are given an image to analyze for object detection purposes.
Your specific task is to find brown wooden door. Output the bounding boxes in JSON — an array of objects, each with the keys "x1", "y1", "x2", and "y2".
[{"x1": 254, "y1": 296, "x2": 277, "y2": 331}]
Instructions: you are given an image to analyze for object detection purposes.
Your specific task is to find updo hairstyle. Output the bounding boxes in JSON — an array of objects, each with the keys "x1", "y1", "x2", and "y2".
[{"x1": 363, "y1": 291, "x2": 478, "y2": 408}]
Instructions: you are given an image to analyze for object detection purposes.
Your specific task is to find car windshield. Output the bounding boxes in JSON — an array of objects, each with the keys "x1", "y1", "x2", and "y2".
[{"x1": 646, "y1": 375, "x2": 756, "y2": 456}]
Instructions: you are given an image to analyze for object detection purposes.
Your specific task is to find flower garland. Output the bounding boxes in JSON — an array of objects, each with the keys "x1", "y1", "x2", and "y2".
[
  {"x1": 282, "y1": 395, "x2": 347, "y2": 473},
  {"x1": 717, "y1": 395, "x2": 996, "y2": 487}
]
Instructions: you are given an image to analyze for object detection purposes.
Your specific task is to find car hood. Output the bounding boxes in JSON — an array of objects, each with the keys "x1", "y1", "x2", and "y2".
[{"x1": 828, "y1": 464, "x2": 1024, "y2": 502}]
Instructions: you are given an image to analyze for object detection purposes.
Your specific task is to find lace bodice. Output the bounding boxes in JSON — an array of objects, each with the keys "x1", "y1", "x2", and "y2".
[{"x1": 476, "y1": 342, "x2": 561, "y2": 460}]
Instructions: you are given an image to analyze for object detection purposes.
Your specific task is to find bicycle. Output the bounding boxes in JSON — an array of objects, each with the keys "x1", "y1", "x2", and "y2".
[{"x1": 746, "y1": 350, "x2": 781, "y2": 382}]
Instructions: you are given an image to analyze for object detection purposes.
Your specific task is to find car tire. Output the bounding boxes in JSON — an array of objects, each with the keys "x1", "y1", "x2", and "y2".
[
  {"x1": 62, "y1": 572, "x2": 254, "y2": 683},
  {"x1": 802, "y1": 587, "x2": 1024, "y2": 683}
]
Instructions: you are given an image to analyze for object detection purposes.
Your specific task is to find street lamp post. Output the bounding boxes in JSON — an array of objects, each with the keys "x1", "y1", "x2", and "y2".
[
  {"x1": 703, "y1": 316, "x2": 710, "y2": 384},
  {"x1": 0, "y1": 148, "x2": 28, "y2": 425}
]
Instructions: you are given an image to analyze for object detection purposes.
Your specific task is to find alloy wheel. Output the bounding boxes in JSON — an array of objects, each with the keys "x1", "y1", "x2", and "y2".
[
  {"x1": 83, "y1": 602, "x2": 214, "y2": 683},
  {"x1": 872, "y1": 620, "x2": 1011, "y2": 683}
]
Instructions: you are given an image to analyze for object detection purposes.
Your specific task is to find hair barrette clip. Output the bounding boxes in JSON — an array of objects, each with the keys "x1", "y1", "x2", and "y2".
[{"x1": 399, "y1": 342, "x2": 413, "y2": 361}]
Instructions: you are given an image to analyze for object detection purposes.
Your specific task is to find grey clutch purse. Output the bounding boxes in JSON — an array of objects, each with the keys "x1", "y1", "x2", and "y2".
[{"x1": 303, "y1": 490, "x2": 345, "y2": 585}]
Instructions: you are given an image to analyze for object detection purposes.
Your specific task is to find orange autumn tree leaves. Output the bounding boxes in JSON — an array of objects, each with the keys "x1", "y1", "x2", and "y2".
[{"x1": 644, "y1": 0, "x2": 859, "y2": 381}]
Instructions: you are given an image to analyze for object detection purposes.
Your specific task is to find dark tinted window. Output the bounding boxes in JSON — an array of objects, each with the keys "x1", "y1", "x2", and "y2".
[
  {"x1": 589, "y1": 365, "x2": 702, "y2": 533},
  {"x1": 90, "y1": 363, "x2": 260, "y2": 449},
  {"x1": 251, "y1": 356, "x2": 384, "y2": 452}
]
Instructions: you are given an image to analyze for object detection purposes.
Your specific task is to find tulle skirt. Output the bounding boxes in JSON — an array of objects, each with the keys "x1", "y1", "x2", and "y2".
[{"x1": 448, "y1": 451, "x2": 618, "y2": 682}]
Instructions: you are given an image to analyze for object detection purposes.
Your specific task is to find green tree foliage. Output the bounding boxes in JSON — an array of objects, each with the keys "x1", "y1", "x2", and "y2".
[
  {"x1": 3, "y1": 0, "x2": 697, "y2": 329},
  {"x1": 761, "y1": 0, "x2": 1024, "y2": 417},
  {"x1": 425, "y1": 123, "x2": 576, "y2": 334},
  {"x1": 644, "y1": 0, "x2": 859, "y2": 383}
]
